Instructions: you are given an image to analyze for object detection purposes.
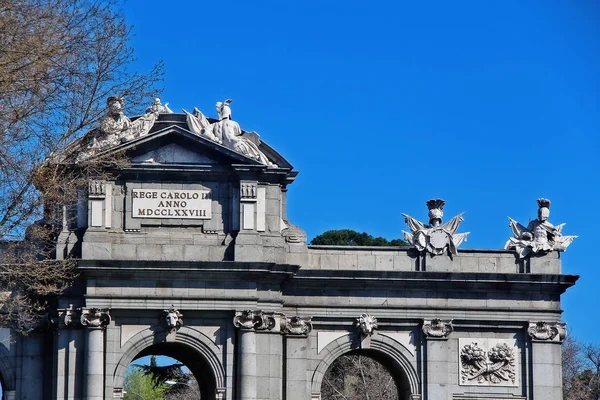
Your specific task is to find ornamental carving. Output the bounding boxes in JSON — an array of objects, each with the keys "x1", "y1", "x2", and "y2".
[
  {"x1": 422, "y1": 319, "x2": 453, "y2": 338},
  {"x1": 162, "y1": 306, "x2": 183, "y2": 334},
  {"x1": 356, "y1": 313, "x2": 378, "y2": 336},
  {"x1": 80, "y1": 309, "x2": 111, "y2": 329},
  {"x1": 240, "y1": 183, "x2": 257, "y2": 200},
  {"x1": 282, "y1": 316, "x2": 313, "y2": 335},
  {"x1": 233, "y1": 310, "x2": 275, "y2": 331},
  {"x1": 402, "y1": 199, "x2": 470, "y2": 256},
  {"x1": 528, "y1": 321, "x2": 566, "y2": 341},
  {"x1": 505, "y1": 198, "x2": 577, "y2": 258},
  {"x1": 460, "y1": 341, "x2": 516, "y2": 386}
]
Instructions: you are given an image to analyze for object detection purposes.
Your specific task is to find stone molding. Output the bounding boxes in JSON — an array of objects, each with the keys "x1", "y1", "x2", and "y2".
[
  {"x1": 233, "y1": 310, "x2": 275, "y2": 331},
  {"x1": 80, "y1": 308, "x2": 111, "y2": 329},
  {"x1": 281, "y1": 316, "x2": 313, "y2": 336},
  {"x1": 161, "y1": 306, "x2": 183, "y2": 334},
  {"x1": 355, "y1": 313, "x2": 378, "y2": 337},
  {"x1": 527, "y1": 321, "x2": 566, "y2": 342},
  {"x1": 422, "y1": 318, "x2": 453, "y2": 339}
]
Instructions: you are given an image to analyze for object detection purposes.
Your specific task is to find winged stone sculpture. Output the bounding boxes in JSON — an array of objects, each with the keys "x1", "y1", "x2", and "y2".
[
  {"x1": 505, "y1": 198, "x2": 577, "y2": 258},
  {"x1": 402, "y1": 199, "x2": 469, "y2": 256}
]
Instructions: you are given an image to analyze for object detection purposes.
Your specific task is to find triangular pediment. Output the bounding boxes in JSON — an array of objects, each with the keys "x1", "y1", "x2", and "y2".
[{"x1": 101, "y1": 125, "x2": 269, "y2": 167}]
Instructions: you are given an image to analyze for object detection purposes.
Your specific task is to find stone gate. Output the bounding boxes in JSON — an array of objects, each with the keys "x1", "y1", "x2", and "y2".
[{"x1": 0, "y1": 98, "x2": 577, "y2": 400}]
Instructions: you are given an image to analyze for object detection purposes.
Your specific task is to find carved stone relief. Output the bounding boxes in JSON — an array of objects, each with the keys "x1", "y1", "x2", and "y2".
[
  {"x1": 505, "y1": 198, "x2": 577, "y2": 258},
  {"x1": 80, "y1": 308, "x2": 111, "y2": 329},
  {"x1": 162, "y1": 306, "x2": 183, "y2": 334},
  {"x1": 459, "y1": 338, "x2": 518, "y2": 387},
  {"x1": 527, "y1": 321, "x2": 566, "y2": 341},
  {"x1": 281, "y1": 316, "x2": 313, "y2": 336},
  {"x1": 402, "y1": 199, "x2": 469, "y2": 256},
  {"x1": 355, "y1": 313, "x2": 378, "y2": 336},
  {"x1": 422, "y1": 319, "x2": 453, "y2": 338},
  {"x1": 233, "y1": 310, "x2": 275, "y2": 331}
]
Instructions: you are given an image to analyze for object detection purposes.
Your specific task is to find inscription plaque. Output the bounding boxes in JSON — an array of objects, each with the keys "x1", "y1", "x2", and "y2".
[{"x1": 131, "y1": 189, "x2": 211, "y2": 219}]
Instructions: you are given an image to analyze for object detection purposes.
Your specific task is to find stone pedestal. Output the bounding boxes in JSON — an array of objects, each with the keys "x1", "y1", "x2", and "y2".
[{"x1": 238, "y1": 329, "x2": 257, "y2": 400}]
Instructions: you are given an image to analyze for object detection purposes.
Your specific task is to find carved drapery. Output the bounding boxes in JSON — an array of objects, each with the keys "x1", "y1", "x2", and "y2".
[
  {"x1": 80, "y1": 309, "x2": 111, "y2": 329},
  {"x1": 422, "y1": 319, "x2": 453, "y2": 338},
  {"x1": 282, "y1": 316, "x2": 313, "y2": 336},
  {"x1": 233, "y1": 310, "x2": 275, "y2": 331},
  {"x1": 528, "y1": 321, "x2": 566, "y2": 341}
]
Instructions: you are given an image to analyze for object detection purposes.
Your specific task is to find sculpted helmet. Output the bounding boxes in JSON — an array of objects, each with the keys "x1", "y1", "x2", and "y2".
[
  {"x1": 537, "y1": 198, "x2": 550, "y2": 221},
  {"x1": 427, "y1": 199, "x2": 445, "y2": 225},
  {"x1": 216, "y1": 99, "x2": 233, "y2": 120}
]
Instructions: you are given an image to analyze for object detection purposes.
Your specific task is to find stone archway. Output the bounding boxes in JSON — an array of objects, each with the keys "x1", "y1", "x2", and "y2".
[
  {"x1": 311, "y1": 333, "x2": 420, "y2": 400},
  {"x1": 113, "y1": 326, "x2": 226, "y2": 400}
]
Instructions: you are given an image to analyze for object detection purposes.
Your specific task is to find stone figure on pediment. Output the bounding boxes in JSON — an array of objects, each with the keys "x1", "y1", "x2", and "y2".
[
  {"x1": 149, "y1": 97, "x2": 173, "y2": 114},
  {"x1": 505, "y1": 198, "x2": 577, "y2": 258},
  {"x1": 185, "y1": 99, "x2": 276, "y2": 167},
  {"x1": 402, "y1": 199, "x2": 469, "y2": 256}
]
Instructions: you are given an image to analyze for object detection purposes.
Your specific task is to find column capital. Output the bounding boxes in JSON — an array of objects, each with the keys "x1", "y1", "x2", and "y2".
[
  {"x1": 282, "y1": 315, "x2": 313, "y2": 336},
  {"x1": 80, "y1": 308, "x2": 111, "y2": 329},
  {"x1": 233, "y1": 310, "x2": 275, "y2": 331},
  {"x1": 422, "y1": 318, "x2": 453, "y2": 339},
  {"x1": 528, "y1": 321, "x2": 566, "y2": 342}
]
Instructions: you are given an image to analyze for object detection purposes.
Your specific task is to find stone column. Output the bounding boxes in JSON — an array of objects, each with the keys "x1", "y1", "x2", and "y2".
[
  {"x1": 234, "y1": 310, "x2": 275, "y2": 400},
  {"x1": 283, "y1": 316, "x2": 313, "y2": 400},
  {"x1": 528, "y1": 321, "x2": 566, "y2": 400},
  {"x1": 81, "y1": 309, "x2": 111, "y2": 400},
  {"x1": 422, "y1": 319, "x2": 453, "y2": 400}
]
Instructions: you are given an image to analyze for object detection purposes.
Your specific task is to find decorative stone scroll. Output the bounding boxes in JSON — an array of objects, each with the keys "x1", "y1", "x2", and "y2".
[
  {"x1": 422, "y1": 319, "x2": 453, "y2": 338},
  {"x1": 402, "y1": 199, "x2": 469, "y2": 256},
  {"x1": 80, "y1": 309, "x2": 111, "y2": 329},
  {"x1": 459, "y1": 339, "x2": 517, "y2": 386},
  {"x1": 162, "y1": 306, "x2": 183, "y2": 334},
  {"x1": 233, "y1": 310, "x2": 276, "y2": 331},
  {"x1": 527, "y1": 321, "x2": 566, "y2": 341},
  {"x1": 281, "y1": 316, "x2": 313, "y2": 336},
  {"x1": 505, "y1": 198, "x2": 577, "y2": 259},
  {"x1": 355, "y1": 313, "x2": 378, "y2": 337}
]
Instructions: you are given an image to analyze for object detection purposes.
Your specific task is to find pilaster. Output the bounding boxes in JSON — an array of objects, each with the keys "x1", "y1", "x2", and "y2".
[
  {"x1": 422, "y1": 319, "x2": 453, "y2": 400},
  {"x1": 529, "y1": 321, "x2": 565, "y2": 400},
  {"x1": 81, "y1": 308, "x2": 110, "y2": 400}
]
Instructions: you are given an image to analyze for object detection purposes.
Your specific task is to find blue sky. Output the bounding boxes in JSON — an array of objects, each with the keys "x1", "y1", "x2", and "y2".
[{"x1": 122, "y1": 1, "x2": 600, "y2": 344}]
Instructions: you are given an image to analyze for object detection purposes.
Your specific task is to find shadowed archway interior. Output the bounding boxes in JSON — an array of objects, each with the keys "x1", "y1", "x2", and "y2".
[{"x1": 133, "y1": 342, "x2": 216, "y2": 400}]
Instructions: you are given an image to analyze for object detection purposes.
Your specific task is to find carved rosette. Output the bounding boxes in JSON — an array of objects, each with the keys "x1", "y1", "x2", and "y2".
[
  {"x1": 162, "y1": 307, "x2": 183, "y2": 334},
  {"x1": 233, "y1": 310, "x2": 275, "y2": 331},
  {"x1": 527, "y1": 321, "x2": 566, "y2": 342},
  {"x1": 422, "y1": 319, "x2": 453, "y2": 338},
  {"x1": 282, "y1": 316, "x2": 313, "y2": 336},
  {"x1": 355, "y1": 313, "x2": 378, "y2": 336},
  {"x1": 80, "y1": 309, "x2": 111, "y2": 329}
]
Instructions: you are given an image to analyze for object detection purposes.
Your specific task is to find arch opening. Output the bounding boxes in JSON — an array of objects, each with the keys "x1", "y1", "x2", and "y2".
[
  {"x1": 124, "y1": 342, "x2": 211, "y2": 400},
  {"x1": 321, "y1": 349, "x2": 411, "y2": 400}
]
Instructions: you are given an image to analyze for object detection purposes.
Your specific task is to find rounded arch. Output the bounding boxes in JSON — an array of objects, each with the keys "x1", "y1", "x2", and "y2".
[
  {"x1": 113, "y1": 326, "x2": 225, "y2": 398},
  {"x1": 0, "y1": 343, "x2": 15, "y2": 392},
  {"x1": 311, "y1": 332, "x2": 420, "y2": 397}
]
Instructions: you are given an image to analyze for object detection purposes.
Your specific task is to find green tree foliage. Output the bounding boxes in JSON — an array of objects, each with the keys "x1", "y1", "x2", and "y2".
[
  {"x1": 124, "y1": 367, "x2": 167, "y2": 400},
  {"x1": 322, "y1": 354, "x2": 398, "y2": 400},
  {"x1": 310, "y1": 229, "x2": 407, "y2": 246}
]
